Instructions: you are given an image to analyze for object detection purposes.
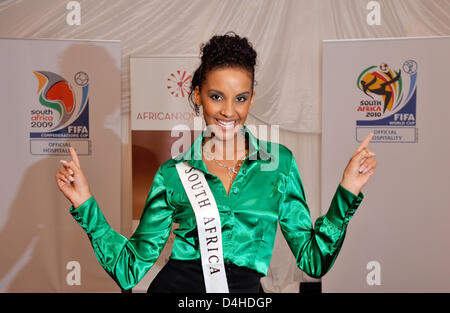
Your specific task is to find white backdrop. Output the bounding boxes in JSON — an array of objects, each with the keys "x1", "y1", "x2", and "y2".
[
  {"x1": 0, "y1": 0, "x2": 449, "y2": 292},
  {"x1": 322, "y1": 36, "x2": 450, "y2": 292}
]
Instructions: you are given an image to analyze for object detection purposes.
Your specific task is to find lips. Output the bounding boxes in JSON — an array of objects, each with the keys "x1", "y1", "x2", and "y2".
[{"x1": 215, "y1": 118, "x2": 237, "y2": 130}]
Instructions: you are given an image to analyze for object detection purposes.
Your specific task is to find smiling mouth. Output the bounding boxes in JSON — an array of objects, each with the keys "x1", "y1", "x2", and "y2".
[{"x1": 215, "y1": 118, "x2": 237, "y2": 130}]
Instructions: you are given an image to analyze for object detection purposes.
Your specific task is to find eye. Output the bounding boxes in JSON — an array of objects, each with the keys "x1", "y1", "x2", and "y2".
[
  {"x1": 236, "y1": 96, "x2": 247, "y2": 103},
  {"x1": 210, "y1": 94, "x2": 223, "y2": 101}
]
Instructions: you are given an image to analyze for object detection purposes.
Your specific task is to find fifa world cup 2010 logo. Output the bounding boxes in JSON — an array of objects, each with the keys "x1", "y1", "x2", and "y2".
[
  {"x1": 358, "y1": 63, "x2": 402, "y2": 115},
  {"x1": 355, "y1": 60, "x2": 418, "y2": 143},
  {"x1": 356, "y1": 60, "x2": 417, "y2": 122}
]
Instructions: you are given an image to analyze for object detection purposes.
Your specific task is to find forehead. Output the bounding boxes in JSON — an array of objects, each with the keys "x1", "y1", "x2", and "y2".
[{"x1": 202, "y1": 67, "x2": 253, "y2": 91}]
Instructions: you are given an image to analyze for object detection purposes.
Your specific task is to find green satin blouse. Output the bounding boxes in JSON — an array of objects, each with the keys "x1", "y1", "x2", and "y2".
[{"x1": 69, "y1": 125, "x2": 364, "y2": 291}]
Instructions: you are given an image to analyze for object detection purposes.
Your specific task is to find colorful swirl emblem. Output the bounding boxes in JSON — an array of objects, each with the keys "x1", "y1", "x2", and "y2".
[{"x1": 32, "y1": 71, "x2": 89, "y2": 132}]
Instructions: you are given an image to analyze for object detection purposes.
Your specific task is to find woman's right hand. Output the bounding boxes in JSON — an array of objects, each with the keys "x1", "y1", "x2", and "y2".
[{"x1": 55, "y1": 147, "x2": 92, "y2": 209}]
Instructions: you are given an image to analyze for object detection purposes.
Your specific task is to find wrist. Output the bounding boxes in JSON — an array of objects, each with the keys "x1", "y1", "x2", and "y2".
[
  {"x1": 340, "y1": 179, "x2": 361, "y2": 196},
  {"x1": 73, "y1": 193, "x2": 92, "y2": 209}
]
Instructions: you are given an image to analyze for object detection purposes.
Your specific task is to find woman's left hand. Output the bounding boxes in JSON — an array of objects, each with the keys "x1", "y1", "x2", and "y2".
[{"x1": 340, "y1": 133, "x2": 377, "y2": 195}]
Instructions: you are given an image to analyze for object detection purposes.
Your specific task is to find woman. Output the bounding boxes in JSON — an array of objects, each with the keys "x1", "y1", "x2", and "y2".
[{"x1": 56, "y1": 33, "x2": 377, "y2": 293}]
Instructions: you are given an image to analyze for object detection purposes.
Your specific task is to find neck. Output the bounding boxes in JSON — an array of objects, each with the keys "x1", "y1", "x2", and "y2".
[{"x1": 203, "y1": 132, "x2": 247, "y2": 162}]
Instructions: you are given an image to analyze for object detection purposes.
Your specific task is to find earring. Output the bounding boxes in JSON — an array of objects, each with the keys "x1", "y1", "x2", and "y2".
[{"x1": 194, "y1": 103, "x2": 200, "y2": 115}]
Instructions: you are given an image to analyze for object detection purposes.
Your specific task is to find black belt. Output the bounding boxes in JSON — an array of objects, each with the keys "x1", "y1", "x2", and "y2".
[{"x1": 148, "y1": 258, "x2": 264, "y2": 293}]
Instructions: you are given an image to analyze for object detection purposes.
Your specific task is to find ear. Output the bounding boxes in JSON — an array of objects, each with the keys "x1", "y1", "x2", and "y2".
[{"x1": 194, "y1": 86, "x2": 201, "y2": 106}]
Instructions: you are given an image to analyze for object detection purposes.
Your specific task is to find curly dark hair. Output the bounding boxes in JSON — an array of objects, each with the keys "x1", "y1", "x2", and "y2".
[{"x1": 189, "y1": 32, "x2": 257, "y2": 113}]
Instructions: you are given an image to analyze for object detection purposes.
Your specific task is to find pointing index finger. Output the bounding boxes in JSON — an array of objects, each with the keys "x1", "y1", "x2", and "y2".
[
  {"x1": 70, "y1": 147, "x2": 81, "y2": 168},
  {"x1": 357, "y1": 133, "x2": 373, "y2": 152}
]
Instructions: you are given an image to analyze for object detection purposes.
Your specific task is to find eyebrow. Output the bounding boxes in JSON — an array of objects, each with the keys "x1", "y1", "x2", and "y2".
[{"x1": 208, "y1": 89, "x2": 250, "y2": 97}]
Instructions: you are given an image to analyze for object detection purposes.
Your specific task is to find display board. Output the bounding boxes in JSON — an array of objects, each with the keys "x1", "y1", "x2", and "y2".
[
  {"x1": 0, "y1": 38, "x2": 121, "y2": 292},
  {"x1": 321, "y1": 36, "x2": 450, "y2": 292}
]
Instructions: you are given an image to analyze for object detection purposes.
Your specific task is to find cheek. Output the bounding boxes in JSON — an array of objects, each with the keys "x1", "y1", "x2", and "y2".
[
  {"x1": 202, "y1": 103, "x2": 218, "y2": 118},
  {"x1": 236, "y1": 104, "x2": 251, "y2": 118}
]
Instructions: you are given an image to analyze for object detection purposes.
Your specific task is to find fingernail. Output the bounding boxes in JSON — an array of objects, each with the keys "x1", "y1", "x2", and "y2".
[
  {"x1": 369, "y1": 152, "x2": 376, "y2": 156},
  {"x1": 69, "y1": 176, "x2": 75, "y2": 182},
  {"x1": 69, "y1": 169, "x2": 74, "y2": 175},
  {"x1": 59, "y1": 160, "x2": 67, "y2": 163},
  {"x1": 359, "y1": 166, "x2": 366, "y2": 173}
]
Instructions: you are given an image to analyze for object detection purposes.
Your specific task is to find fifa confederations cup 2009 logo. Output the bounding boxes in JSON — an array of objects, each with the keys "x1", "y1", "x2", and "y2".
[{"x1": 29, "y1": 71, "x2": 90, "y2": 155}]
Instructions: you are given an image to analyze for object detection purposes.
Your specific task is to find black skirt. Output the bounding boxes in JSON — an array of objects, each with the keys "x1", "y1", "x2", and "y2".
[{"x1": 147, "y1": 259, "x2": 264, "y2": 293}]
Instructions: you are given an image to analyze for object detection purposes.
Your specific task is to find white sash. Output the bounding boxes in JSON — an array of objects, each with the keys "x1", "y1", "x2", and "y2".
[{"x1": 175, "y1": 161, "x2": 229, "y2": 293}]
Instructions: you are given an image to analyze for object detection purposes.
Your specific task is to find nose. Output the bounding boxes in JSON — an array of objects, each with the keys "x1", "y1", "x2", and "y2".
[{"x1": 220, "y1": 99, "x2": 234, "y2": 118}]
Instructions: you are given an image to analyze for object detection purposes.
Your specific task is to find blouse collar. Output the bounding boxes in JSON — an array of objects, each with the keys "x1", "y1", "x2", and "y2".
[{"x1": 169, "y1": 124, "x2": 273, "y2": 173}]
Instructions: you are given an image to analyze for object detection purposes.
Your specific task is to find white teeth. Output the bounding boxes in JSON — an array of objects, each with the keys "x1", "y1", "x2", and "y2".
[{"x1": 216, "y1": 119, "x2": 236, "y2": 128}]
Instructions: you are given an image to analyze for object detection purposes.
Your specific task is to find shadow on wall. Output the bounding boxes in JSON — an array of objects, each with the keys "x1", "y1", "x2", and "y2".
[{"x1": 0, "y1": 42, "x2": 123, "y2": 292}]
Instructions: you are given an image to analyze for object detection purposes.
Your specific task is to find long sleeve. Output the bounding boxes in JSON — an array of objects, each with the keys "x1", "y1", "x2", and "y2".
[
  {"x1": 278, "y1": 154, "x2": 364, "y2": 278},
  {"x1": 69, "y1": 167, "x2": 174, "y2": 290}
]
